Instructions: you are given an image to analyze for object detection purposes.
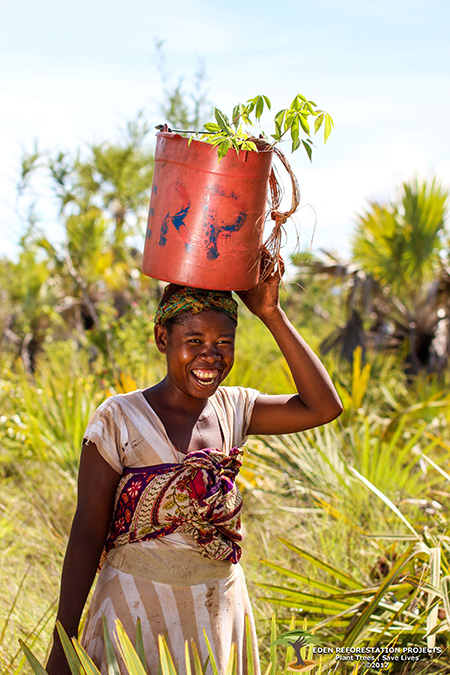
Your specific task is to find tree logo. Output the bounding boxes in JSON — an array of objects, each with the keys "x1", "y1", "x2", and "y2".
[{"x1": 272, "y1": 628, "x2": 321, "y2": 672}]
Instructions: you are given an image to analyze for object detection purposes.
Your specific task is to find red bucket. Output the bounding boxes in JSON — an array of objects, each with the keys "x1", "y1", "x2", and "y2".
[{"x1": 142, "y1": 131, "x2": 273, "y2": 290}]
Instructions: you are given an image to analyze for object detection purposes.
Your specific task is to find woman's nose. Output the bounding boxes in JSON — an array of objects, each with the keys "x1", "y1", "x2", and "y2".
[{"x1": 200, "y1": 343, "x2": 221, "y2": 361}]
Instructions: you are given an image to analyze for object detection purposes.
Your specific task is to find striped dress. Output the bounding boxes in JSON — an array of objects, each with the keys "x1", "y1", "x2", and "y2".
[{"x1": 80, "y1": 387, "x2": 261, "y2": 675}]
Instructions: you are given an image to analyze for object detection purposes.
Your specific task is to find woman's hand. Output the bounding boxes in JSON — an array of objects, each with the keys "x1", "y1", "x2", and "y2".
[{"x1": 237, "y1": 254, "x2": 284, "y2": 322}]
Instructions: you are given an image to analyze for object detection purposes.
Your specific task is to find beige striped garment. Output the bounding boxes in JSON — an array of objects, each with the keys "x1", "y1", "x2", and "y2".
[{"x1": 80, "y1": 387, "x2": 261, "y2": 675}]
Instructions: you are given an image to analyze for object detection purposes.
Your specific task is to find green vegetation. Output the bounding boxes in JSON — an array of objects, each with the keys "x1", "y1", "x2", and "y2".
[
  {"x1": 2, "y1": 87, "x2": 450, "y2": 672},
  {"x1": 198, "y1": 93, "x2": 333, "y2": 160},
  {"x1": 21, "y1": 616, "x2": 276, "y2": 675},
  {"x1": 3, "y1": 325, "x2": 450, "y2": 672},
  {"x1": 299, "y1": 178, "x2": 450, "y2": 372}
]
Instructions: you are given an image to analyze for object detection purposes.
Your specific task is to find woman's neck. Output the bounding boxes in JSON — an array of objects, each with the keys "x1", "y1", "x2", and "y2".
[{"x1": 144, "y1": 378, "x2": 210, "y2": 418}]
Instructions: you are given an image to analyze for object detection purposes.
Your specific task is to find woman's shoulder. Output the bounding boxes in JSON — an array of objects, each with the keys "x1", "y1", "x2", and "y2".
[
  {"x1": 213, "y1": 385, "x2": 260, "y2": 409},
  {"x1": 94, "y1": 390, "x2": 143, "y2": 413},
  {"x1": 215, "y1": 385, "x2": 260, "y2": 396},
  {"x1": 212, "y1": 386, "x2": 260, "y2": 445}
]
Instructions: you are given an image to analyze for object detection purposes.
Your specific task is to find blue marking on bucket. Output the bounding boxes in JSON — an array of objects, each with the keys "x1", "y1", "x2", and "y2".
[
  {"x1": 210, "y1": 185, "x2": 238, "y2": 201},
  {"x1": 158, "y1": 204, "x2": 191, "y2": 248},
  {"x1": 152, "y1": 184, "x2": 158, "y2": 195},
  {"x1": 223, "y1": 211, "x2": 247, "y2": 234},
  {"x1": 149, "y1": 207, "x2": 154, "y2": 216},
  {"x1": 146, "y1": 228, "x2": 152, "y2": 239},
  {"x1": 172, "y1": 204, "x2": 191, "y2": 251},
  {"x1": 171, "y1": 205, "x2": 191, "y2": 233},
  {"x1": 159, "y1": 212, "x2": 170, "y2": 247},
  {"x1": 204, "y1": 210, "x2": 247, "y2": 260}
]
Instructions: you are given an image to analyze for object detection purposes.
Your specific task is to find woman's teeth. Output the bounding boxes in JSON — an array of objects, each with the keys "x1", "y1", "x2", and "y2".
[{"x1": 192, "y1": 370, "x2": 218, "y2": 386}]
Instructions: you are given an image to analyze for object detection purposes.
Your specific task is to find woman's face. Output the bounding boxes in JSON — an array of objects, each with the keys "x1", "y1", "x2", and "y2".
[{"x1": 155, "y1": 309, "x2": 236, "y2": 399}]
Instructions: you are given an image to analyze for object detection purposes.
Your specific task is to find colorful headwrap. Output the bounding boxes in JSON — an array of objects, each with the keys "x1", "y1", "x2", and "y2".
[{"x1": 154, "y1": 285, "x2": 238, "y2": 326}]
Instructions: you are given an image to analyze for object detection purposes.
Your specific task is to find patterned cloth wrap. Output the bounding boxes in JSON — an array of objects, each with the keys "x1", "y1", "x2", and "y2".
[
  {"x1": 102, "y1": 447, "x2": 244, "y2": 566},
  {"x1": 153, "y1": 286, "x2": 238, "y2": 326}
]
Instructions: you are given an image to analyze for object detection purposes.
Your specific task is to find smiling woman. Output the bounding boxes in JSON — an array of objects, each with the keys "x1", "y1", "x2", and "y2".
[
  {"x1": 46, "y1": 275, "x2": 342, "y2": 675},
  {"x1": 152, "y1": 285, "x2": 238, "y2": 411}
]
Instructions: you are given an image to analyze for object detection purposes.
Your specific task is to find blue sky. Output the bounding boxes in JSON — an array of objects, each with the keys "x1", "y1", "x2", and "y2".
[{"x1": 1, "y1": 0, "x2": 450, "y2": 259}]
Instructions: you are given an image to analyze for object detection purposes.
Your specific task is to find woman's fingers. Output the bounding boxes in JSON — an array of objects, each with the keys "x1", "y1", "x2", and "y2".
[
  {"x1": 265, "y1": 255, "x2": 284, "y2": 284},
  {"x1": 259, "y1": 245, "x2": 284, "y2": 284}
]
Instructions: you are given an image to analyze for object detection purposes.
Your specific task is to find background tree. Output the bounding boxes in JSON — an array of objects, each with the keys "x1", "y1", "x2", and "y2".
[
  {"x1": 2, "y1": 65, "x2": 212, "y2": 371},
  {"x1": 295, "y1": 178, "x2": 450, "y2": 373},
  {"x1": 352, "y1": 177, "x2": 449, "y2": 373},
  {"x1": 4, "y1": 118, "x2": 156, "y2": 370}
]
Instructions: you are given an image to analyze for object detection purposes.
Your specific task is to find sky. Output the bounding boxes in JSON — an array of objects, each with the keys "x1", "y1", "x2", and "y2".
[{"x1": 1, "y1": 0, "x2": 450, "y2": 261}]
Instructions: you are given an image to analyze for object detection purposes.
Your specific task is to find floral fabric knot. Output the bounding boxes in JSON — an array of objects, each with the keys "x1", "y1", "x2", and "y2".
[{"x1": 102, "y1": 447, "x2": 244, "y2": 566}]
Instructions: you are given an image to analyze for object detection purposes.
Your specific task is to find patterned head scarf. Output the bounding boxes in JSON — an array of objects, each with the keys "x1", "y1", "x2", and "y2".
[{"x1": 154, "y1": 285, "x2": 238, "y2": 326}]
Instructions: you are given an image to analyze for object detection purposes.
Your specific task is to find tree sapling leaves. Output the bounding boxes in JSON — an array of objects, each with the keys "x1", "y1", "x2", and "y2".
[
  {"x1": 275, "y1": 109, "x2": 287, "y2": 128},
  {"x1": 292, "y1": 136, "x2": 301, "y2": 153},
  {"x1": 232, "y1": 104, "x2": 244, "y2": 129},
  {"x1": 204, "y1": 123, "x2": 221, "y2": 133},
  {"x1": 255, "y1": 96, "x2": 264, "y2": 121},
  {"x1": 214, "y1": 109, "x2": 232, "y2": 133},
  {"x1": 290, "y1": 116, "x2": 300, "y2": 145},
  {"x1": 200, "y1": 94, "x2": 332, "y2": 162},
  {"x1": 218, "y1": 139, "x2": 231, "y2": 160},
  {"x1": 245, "y1": 99, "x2": 256, "y2": 114},
  {"x1": 284, "y1": 110, "x2": 296, "y2": 132},
  {"x1": 324, "y1": 113, "x2": 334, "y2": 143},
  {"x1": 302, "y1": 140, "x2": 313, "y2": 162},
  {"x1": 242, "y1": 140, "x2": 258, "y2": 152},
  {"x1": 299, "y1": 114, "x2": 311, "y2": 135},
  {"x1": 314, "y1": 112, "x2": 324, "y2": 134}
]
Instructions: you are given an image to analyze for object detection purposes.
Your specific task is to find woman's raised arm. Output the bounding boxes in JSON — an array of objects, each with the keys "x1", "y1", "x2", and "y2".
[{"x1": 238, "y1": 270, "x2": 343, "y2": 436}]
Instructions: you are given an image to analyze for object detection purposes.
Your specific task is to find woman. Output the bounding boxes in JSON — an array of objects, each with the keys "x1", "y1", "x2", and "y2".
[{"x1": 46, "y1": 269, "x2": 342, "y2": 674}]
